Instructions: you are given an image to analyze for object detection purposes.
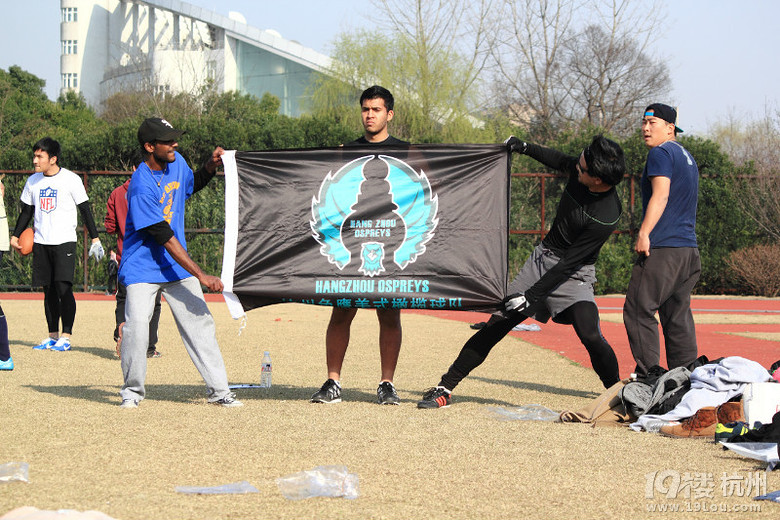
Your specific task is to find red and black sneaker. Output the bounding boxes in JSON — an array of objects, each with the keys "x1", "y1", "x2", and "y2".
[{"x1": 417, "y1": 386, "x2": 452, "y2": 409}]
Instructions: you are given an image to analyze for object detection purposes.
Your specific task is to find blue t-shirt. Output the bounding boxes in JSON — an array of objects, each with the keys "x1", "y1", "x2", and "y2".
[
  {"x1": 641, "y1": 140, "x2": 699, "y2": 248},
  {"x1": 119, "y1": 151, "x2": 194, "y2": 285}
]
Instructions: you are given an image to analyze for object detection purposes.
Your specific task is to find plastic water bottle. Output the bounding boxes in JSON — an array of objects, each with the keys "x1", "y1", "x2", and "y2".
[
  {"x1": 0, "y1": 462, "x2": 29, "y2": 483},
  {"x1": 276, "y1": 465, "x2": 359, "y2": 500},
  {"x1": 260, "y1": 351, "x2": 272, "y2": 388}
]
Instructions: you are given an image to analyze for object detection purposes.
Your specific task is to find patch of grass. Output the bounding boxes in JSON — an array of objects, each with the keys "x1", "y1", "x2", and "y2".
[{"x1": 1, "y1": 301, "x2": 777, "y2": 519}]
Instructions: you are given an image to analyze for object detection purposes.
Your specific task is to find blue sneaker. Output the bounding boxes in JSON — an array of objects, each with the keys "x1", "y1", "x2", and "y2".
[
  {"x1": 51, "y1": 337, "x2": 71, "y2": 352},
  {"x1": 0, "y1": 357, "x2": 13, "y2": 370},
  {"x1": 714, "y1": 421, "x2": 750, "y2": 442},
  {"x1": 34, "y1": 338, "x2": 56, "y2": 350}
]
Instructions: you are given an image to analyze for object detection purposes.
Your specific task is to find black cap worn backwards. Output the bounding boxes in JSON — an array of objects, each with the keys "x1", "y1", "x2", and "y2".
[
  {"x1": 137, "y1": 117, "x2": 186, "y2": 145},
  {"x1": 644, "y1": 103, "x2": 683, "y2": 133}
]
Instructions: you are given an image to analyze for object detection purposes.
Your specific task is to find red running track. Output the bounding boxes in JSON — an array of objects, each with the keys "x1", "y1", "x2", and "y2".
[{"x1": 411, "y1": 296, "x2": 780, "y2": 377}]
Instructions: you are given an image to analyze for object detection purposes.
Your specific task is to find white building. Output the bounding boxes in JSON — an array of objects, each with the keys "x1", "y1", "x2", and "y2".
[{"x1": 60, "y1": 0, "x2": 333, "y2": 116}]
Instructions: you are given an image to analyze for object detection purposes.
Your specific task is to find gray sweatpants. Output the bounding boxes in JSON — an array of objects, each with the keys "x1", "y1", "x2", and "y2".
[
  {"x1": 623, "y1": 247, "x2": 701, "y2": 377},
  {"x1": 119, "y1": 276, "x2": 231, "y2": 403}
]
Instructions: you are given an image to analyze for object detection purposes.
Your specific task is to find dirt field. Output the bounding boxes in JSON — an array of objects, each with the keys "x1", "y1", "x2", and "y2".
[{"x1": 1, "y1": 299, "x2": 778, "y2": 519}]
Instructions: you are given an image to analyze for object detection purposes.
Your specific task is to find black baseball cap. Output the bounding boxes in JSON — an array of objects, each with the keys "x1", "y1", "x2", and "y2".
[
  {"x1": 643, "y1": 104, "x2": 683, "y2": 133},
  {"x1": 137, "y1": 117, "x2": 186, "y2": 145}
]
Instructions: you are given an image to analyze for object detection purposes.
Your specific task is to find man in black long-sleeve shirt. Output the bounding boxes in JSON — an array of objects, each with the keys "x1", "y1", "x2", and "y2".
[{"x1": 418, "y1": 135, "x2": 626, "y2": 409}]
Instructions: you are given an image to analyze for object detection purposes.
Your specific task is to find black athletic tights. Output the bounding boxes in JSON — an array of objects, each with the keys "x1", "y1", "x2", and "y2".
[
  {"x1": 0, "y1": 303, "x2": 8, "y2": 362},
  {"x1": 43, "y1": 281, "x2": 76, "y2": 335},
  {"x1": 0, "y1": 250, "x2": 7, "y2": 361},
  {"x1": 439, "y1": 301, "x2": 620, "y2": 391}
]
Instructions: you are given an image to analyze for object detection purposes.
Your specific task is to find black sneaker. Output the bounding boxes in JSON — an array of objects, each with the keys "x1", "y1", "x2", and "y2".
[
  {"x1": 417, "y1": 386, "x2": 452, "y2": 409},
  {"x1": 377, "y1": 381, "x2": 400, "y2": 405},
  {"x1": 311, "y1": 379, "x2": 342, "y2": 403},
  {"x1": 212, "y1": 392, "x2": 243, "y2": 407}
]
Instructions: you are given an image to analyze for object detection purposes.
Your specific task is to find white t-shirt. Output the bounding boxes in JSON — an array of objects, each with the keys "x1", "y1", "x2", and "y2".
[
  {"x1": 0, "y1": 191, "x2": 9, "y2": 252},
  {"x1": 20, "y1": 168, "x2": 89, "y2": 245}
]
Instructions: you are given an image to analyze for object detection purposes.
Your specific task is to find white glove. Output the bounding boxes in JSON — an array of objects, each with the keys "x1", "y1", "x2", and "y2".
[
  {"x1": 504, "y1": 292, "x2": 530, "y2": 314},
  {"x1": 89, "y1": 240, "x2": 105, "y2": 262}
]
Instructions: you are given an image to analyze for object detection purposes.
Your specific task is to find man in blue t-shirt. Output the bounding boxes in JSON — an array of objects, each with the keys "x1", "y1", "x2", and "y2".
[
  {"x1": 118, "y1": 117, "x2": 241, "y2": 409},
  {"x1": 624, "y1": 103, "x2": 700, "y2": 378}
]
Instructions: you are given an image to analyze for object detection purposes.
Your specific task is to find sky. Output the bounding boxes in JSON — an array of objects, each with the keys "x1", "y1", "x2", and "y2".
[{"x1": 0, "y1": 0, "x2": 778, "y2": 136}]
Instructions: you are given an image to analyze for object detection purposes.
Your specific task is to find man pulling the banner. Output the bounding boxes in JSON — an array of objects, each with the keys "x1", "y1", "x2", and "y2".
[
  {"x1": 418, "y1": 135, "x2": 626, "y2": 409},
  {"x1": 118, "y1": 118, "x2": 241, "y2": 409}
]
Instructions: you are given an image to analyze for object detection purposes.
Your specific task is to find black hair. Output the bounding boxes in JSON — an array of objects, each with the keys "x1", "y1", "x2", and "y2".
[
  {"x1": 584, "y1": 135, "x2": 625, "y2": 186},
  {"x1": 359, "y1": 85, "x2": 394, "y2": 111},
  {"x1": 33, "y1": 137, "x2": 61, "y2": 164},
  {"x1": 130, "y1": 149, "x2": 147, "y2": 169}
]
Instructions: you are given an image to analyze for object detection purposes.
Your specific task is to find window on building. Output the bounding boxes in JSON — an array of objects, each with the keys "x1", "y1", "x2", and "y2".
[
  {"x1": 61, "y1": 73, "x2": 78, "y2": 89},
  {"x1": 207, "y1": 61, "x2": 217, "y2": 81},
  {"x1": 152, "y1": 84, "x2": 171, "y2": 95},
  {"x1": 61, "y1": 40, "x2": 78, "y2": 55},
  {"x1": 61, "y1": 7, "x2": 78, "y2": 22}
]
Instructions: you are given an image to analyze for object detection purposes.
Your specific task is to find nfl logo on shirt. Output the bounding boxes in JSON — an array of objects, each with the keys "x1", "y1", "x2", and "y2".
[{"x1": 39, "y1": 187, "x2": 57, "y2": 213}]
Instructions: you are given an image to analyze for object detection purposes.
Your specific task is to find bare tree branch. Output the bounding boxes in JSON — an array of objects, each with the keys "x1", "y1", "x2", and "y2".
[
  {"x1": 489, "y1": 0, "x2": 669, "y2": 138},
  {"x1": 489, "y1": 0, "x2": 578, "y2": 136},
  {"x1": 371, "y1": 0, "x2": 496, "y2": 118},
  {"x1": 713, "y1": 107, "x2": 780, "y2": 241}
]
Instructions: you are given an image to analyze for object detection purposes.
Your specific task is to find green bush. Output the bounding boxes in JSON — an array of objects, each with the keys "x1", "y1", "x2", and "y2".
[
  {"x1": 593, "y1": 235, "x2": 634, "y2": 294},
  {"x1": 0, "y1": 67, "x2": 767, "y2": 295},
  {"x1": 678, "y1": 137, "x2": 760, "y2": 293},
  {"x1": 508, "y1": 235, "x2": 537, "y2": 278}
]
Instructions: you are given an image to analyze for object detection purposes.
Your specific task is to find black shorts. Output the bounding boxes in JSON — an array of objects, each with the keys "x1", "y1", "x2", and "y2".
[{"x1": 32, "y1": 242, "x2": 77, "y2": 286}]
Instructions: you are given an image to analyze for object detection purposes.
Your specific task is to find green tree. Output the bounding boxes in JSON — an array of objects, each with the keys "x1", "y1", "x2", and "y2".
[
  {"x1": 0, "y1": 65, "x2": 762, "y2": 295},
  {"x1": 680, "y1": 136, "x2": 758, "y2": 292},
  {"x1": 0, "y1": 67, "x2": 55, "y2": 169},
  {"x1": 309, "y1": 13, "x2": 496, "y2": 144}
]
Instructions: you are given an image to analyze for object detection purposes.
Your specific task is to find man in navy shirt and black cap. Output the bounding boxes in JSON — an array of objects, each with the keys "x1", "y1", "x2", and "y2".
[{"x1": 624, "y1": 103, "x2": 700, "y2": 378}]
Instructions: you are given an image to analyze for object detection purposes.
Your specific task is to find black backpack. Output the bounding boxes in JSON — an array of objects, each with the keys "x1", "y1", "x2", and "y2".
[{"x1": 619, "y1": 366, "x2": 691, "y2": 419}]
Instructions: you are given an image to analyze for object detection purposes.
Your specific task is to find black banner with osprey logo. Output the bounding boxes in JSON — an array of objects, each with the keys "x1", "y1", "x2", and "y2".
[{"x1": 220, "y1": 144, "x2": 510, "y2": 318}]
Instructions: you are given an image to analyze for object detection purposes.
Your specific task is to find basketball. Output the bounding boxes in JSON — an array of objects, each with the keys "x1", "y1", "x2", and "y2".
[{"x1": 19, "y1": 227, "x2": 33, "y2": 256}]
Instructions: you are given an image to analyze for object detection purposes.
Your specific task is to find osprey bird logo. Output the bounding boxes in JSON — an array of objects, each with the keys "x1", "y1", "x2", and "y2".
[
  {"x1": 359, "y1": 242, "x2": 385, "y2": 277},
  {"x1": 310, "y1": 154, "x2": 438, "y2": 274}
]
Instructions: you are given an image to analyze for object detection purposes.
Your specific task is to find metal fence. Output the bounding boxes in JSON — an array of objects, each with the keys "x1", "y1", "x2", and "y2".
[
  {"x1": 1, "y1": 169, "x2": 640, "y2": 291},
  {"x1": 510, "y1": 171, "x2": 638, "y2": 240}
]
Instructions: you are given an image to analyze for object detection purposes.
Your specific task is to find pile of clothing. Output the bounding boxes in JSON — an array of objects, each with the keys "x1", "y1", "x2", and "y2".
[
  {"x1": 626, "y1": 356, "x2": 774, "y2": 437},
  {"x1": 560, "y1": 356, "x2": 780, "y2": 444}
]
